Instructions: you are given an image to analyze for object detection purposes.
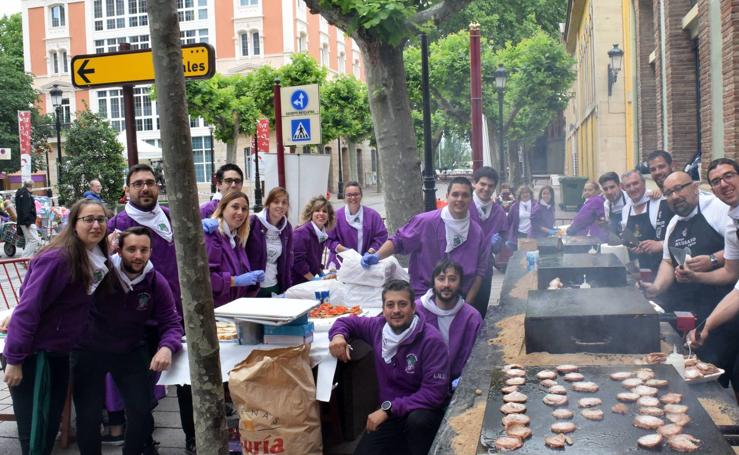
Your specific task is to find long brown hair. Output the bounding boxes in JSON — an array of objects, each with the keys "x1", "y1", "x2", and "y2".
[
  {"x1": 211, "y1": 191, "x2": 250, "y2": 246},
  {"x1": 37, "y1": 199, "x2": 111, "y2": 290}
]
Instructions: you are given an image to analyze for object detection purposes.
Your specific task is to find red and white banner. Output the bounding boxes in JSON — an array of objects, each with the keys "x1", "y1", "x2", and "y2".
[
  {"x1": 18, "y1": 111, "x2": 31, "y2": 156},
  {"x1": 257, "y1": 118, "x2": 270, "y2": 153}
]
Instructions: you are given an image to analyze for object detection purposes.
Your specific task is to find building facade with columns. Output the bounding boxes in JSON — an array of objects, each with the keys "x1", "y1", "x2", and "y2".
[{"x1": 21, "y1": 0, "x2": 377, "y2": 199}]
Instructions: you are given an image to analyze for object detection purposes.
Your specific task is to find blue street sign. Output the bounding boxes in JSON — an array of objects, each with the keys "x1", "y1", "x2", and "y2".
[
  {"x1": 290, "y1": 119, "x2": 311, "y2": 142},
  {"x1": 290, "y1": 89, "x2": 309, "y2": 111}
]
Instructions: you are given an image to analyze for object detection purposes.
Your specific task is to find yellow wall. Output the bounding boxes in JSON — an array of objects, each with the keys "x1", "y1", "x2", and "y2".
[{"x1": 622, "y1": 0, "x2": 637, "y2": 169}]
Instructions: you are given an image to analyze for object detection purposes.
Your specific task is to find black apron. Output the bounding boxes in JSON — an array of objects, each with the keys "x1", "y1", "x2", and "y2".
[
  {"x1": 608, "y1": 193, "x2": 625, "y2": 236},
  {"x1": 626, "y1": 201, "x2": 661, "y2": 272},
  {"x1": 665, "y1": 207, "x2": 731, "y2": 322},
  {"x1": 654, "y1": 199, "x2": 675, "y2": 241}
]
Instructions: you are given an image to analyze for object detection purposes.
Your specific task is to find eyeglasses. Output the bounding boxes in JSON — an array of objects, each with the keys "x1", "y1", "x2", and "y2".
[
  {"x1": 130, "y1": 180, "x2": 158, "y2": 190},
  {"x1": 709, "y1": 171, "x2": 738, "y2": 187},
  {"x1": 663, "y1": 181, "x2": 693, "y2": 198},
  {"x1": 77, "y1": 215, "x2": 107, "y2": 225},
  {"x1": 222, "y1": 178, "x2": 242, "y2": 185},
  {"x1": 345, "y1": 193, "x2": 361, "y2": 198}
]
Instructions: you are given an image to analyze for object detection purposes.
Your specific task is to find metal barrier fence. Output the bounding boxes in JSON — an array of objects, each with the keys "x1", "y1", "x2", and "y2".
[{"x1": 0, "y1": 257, "x2": 29, "y2": 309}]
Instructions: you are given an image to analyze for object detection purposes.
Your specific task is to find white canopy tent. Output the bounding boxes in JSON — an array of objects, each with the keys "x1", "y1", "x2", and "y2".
[{"x1": 116, "y1": 131, "x2": 163, "y2": 161}]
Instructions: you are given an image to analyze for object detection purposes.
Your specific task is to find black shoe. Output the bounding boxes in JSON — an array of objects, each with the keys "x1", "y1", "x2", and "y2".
[
  {"x1": 143, "y1": 439, "x2": 160, "y2": 455},
  {"x1": 185, "y1": 438, "x2": 196, "y2": 455},
  {"x1": 100, "y1": 433, "x2": 124, "y2": 446}
]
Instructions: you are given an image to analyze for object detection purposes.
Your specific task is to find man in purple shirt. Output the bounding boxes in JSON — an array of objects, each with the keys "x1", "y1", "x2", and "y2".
[
  {"x1": 199, "y1": 163, "x2": 244, "y2": 219},
  {"x1": 329, "y1": 280, "x2": 449, "y2": 455},
  {"x1": 362, "y1": 177, "x2": 488, "y2": 304},
  {"x1": 468, "y1": 167, "x2": 507, "y2": 317},
  {"x1": 415, "y1": 259, "x2": 482, "y2": 383}
]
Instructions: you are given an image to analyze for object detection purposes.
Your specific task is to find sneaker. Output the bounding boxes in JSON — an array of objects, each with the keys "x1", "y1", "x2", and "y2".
[
  {"x1": 185, "y1": 438, "x2": 196, "y2": 454},
  {"x1": 101, "y1": 433, "x2": 124, "y2": 446}
]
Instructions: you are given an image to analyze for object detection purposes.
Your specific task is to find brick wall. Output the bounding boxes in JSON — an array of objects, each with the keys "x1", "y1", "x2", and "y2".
[
  {"x1": 698, "y1": 0, "x2": 712, "y2": 168},
  {"x1": 636, "y1": 0, "x2": 658, "y2": 160},
  {"x1": 721, "y1": 0, "x2": 739, "y2": 162}
]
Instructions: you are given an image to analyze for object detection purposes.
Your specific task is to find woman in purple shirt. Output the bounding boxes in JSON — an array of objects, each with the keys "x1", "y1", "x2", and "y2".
[
  {"x1": 531, "y1": 185, "x2": 557, "y2": 237},
  {"x1": 3, "y1": 199, "x2": 112, "y2": 455},
  {"x1": 566, "y1": 180, "x2": 608, "y2": 241},
  {"x1": 205, "y1": 191, "x2": 264, "y2": 306},
  {"x1": 291, "y1": 195, "x2": 335, "y2": 284}
]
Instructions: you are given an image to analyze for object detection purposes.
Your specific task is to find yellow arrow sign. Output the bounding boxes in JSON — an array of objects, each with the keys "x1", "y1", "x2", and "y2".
[{"x1": 71, "y1": 43, "x2": 215, "y2": 89}]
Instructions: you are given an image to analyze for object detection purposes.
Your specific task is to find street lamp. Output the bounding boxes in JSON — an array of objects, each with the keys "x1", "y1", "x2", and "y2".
[
  {"x1": 208, "y1": 125, "x2": 216, "y2": 194},
  {"x1": 607, "y1": 44, "x2": 624, "y2": 97},
  {"x1": 49, "y1": 84, "x2": 63, "y2": 186},
  {"x1": 494, "y1": 65, "x2": 508, "y2": 182}
]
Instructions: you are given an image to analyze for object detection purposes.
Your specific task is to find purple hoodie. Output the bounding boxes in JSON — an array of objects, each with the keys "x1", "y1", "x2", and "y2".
[
  {"x1": 199, "y1": 198, "x2": 219, "y2": 219},
  {"x1": 79, "y1": 269, "x2": 183, "y2": 354},
  {"x1": 414, "y1": 298, "x2": 482, "y2": 380},
  {"x1": 329, "y1": 313, "x2": 450, "y2": 416},
  {"x1": 245, "y1": 213, "x2": 294, "y2": 292},
  {"x1": 326, "y1": 206, "x2": 388, "y2": 268},
  {"x1": 4, "y1": 249, "x2": 95, "y2": 364},
  {"x1": 108, "y1": 207, "x2": 181, "y2": 315},
  {"x1": 531, "y1": 203, "x2": 556, "y2": 238},
  {"x1": 468, "y1": 202, "x2": 508, "y2": 241},
  {"x1": 291, "y1": 223, "x2": 325, "y2": 285},
  {"x1": 204, "y1": 230, "x2": 252, "y2": 307},
  {"x1": 566, "y1": 194, "x2": 608, "y2": 241},
  {"x1": 390, "y1": 209, "x2": 489, "y2": 298}
]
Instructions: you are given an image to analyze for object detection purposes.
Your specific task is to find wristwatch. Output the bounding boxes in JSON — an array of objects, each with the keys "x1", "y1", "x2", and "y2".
[
  {"x1": 710, "y1": 254, "x2": 720, "y2": 270},
  {"x1": 380, "y1": 400, "x2": 392, "y2": 416}
]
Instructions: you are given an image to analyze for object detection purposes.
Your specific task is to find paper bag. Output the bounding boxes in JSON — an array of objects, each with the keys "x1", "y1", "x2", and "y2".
[{"x1": 228, "y1": 344, "x2": 322, "y2": 455}]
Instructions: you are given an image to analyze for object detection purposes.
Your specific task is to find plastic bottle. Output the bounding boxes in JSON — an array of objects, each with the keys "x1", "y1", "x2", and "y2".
[
  {"x1": 666, "y1": 345, "x2": 685, "y2": 378},
  {"x1": 580, "y1": 274, "x2": 591, "y2": 289}
]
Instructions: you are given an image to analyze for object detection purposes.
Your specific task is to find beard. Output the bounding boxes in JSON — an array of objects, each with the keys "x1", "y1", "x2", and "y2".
[
  {"x1": 433, "y1": 287, "x2": 457, "y2": 306},
  {"x1": 123, "y1": 261, "x2": 144, "y2": 275}
]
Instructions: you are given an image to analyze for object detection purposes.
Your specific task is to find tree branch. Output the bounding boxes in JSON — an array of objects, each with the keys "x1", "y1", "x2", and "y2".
[
  {"x1": 430, "y1": 86, "x2": 468, "y2": 124},
  {"x1": 410, "y1": 0, "x2": 475, "y2": 27},
  {"x1": 302, "y1": 0, "x2": 369, "y2": 44},
  {"x1": 503, "y1": 105, "x2": 522, "y2": 134}
]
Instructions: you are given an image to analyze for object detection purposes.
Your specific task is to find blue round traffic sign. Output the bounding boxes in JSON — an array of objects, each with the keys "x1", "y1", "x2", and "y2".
[{"x1": 290, "y1": 89, "x2": 309, "y2": 111}]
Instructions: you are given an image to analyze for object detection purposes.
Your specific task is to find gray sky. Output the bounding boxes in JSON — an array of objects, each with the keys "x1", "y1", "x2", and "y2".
[{"x1": 0, "y1": 1, "x2": 21, "y2": 18}]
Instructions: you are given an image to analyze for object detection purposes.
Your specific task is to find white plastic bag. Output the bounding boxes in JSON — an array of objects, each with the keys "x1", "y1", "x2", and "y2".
[
  {"x1": 284, "y1": 279, "x2": 342, "y2": 302},
  {"x1": 336, "y1": 250, "x2": 409, "y2": 287}
]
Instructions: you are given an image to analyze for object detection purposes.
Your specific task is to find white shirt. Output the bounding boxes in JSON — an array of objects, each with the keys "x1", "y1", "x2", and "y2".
[
  {"x1": 518, "y1": 201, "x2": 532, "y2": 234},
  {"x1": 604, "y1": 190, "x2": 627, "y2": 222},
  {"x1": 662, "y1": 192, "x2": 729, "y2": 260},
  {"x1": 724, "y1": 205, "x2": 739, "y2": 261},
  {"x1": 620, "y1": 196, "x2": 661, "y2": 231}
]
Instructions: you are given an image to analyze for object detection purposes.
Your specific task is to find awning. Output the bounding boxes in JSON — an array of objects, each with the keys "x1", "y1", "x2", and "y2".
[{"x1": 116, "y1": 131, "x2": 162, "y2": 161}]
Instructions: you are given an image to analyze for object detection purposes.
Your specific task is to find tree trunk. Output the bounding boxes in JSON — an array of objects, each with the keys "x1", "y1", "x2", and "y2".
[
  {"x1": 359, "y1": 41, "x2": 423, "y2": 232},
  {"x1": 147, "y1": 2, "x2": 228, "y2": 454},
  {"x1": 226, "y1": 111, "x2": 239, "y2": 163}
]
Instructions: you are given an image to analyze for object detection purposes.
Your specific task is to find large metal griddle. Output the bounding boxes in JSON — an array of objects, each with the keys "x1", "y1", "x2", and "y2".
[{"x1": 478, "y1": 364, "x2": 733, "y2": 454}]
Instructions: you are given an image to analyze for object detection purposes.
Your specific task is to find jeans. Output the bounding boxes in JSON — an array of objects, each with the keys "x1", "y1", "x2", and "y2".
[
  {"x1": 8, "y1": 352, "x2": 70, "y2": 455},
  {"x1": 72, "y1": 346, "x2": 155, "y2": 455},
  {"x1": 354, "y1": 408, "x2": 444, "y2": 455}
]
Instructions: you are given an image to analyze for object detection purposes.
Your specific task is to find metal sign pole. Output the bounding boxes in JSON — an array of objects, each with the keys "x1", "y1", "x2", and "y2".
[
  {"x1": 274, "y1": 79, "x2": 286, "y2": 188},
  {"x1": 119, "y1": 43, "x2": 139, "y2": 166}
]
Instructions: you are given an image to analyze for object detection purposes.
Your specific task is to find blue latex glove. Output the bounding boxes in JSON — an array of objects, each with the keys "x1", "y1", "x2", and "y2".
[
  {"x1": 505, "y1": 240, "x2": 517, "y2": 250},
  {"x1": 311, "y1": 272, "x2": 325, "y2": 281},
  {"x1": 201, "y1": 218, "x2": 219, "y2": 234},
  {"x1": 491, "y1": 233, "x2": 502, "y2": 246},
  {"x1": 360, "y1": 253, "x2": 380, "y2": 269},
  {"x1": 547, "y1": 228, "x2": 559, "y2": 237},
  {"x1": 234, "y1": 270, "x2": 265, "y2": 287},
  {"x1": 451, "y1": 377, "x2": 461, "y2": 391}
]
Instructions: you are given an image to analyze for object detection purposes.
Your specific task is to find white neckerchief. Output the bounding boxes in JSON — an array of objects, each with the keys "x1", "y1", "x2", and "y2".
[
  {"x1": 729, "y1": 204, "x2": 739, "y2": 221},
  {"x1": 87, "y1": 245, "x2": 109, "y2": 295},
  {"x1": 381, "y1": 314, "x2": 420, "y2": 364},
  {"x1": 125, "y1": 203, "x2": 173, "y2": 242},
  {"x1": 629, "y1": 193, "x2": 651, "y2": 213},
  {"x1": 311, "y1": 221, "x2": 328, "y2": 243},
  {"x1": 220, "y1": 220, "x2": 237, "y2": 249},
  {"x1": 540, "y1": 201, "x2": 551, "y2": 209},
  {"x1": 473, "y1": 192, "x2": 494, "y2": 221},
  {"x1": 212, "y1": 191, "x2": 223, "y2": 201},
  {"x1": 420, "y1": 289, "x2": 464, "y2": 345},
  {"x1": 257, "y1": 210, "x2": 286, "y2": 288},
  {"x1": 256, "y1": 209, "x2": 287, "y2": 234},
  {"x1": 111, "y1": 253, "x2": 153, "y2": 293},
  {"x1": 440, "y1": 206, "x2": 470, "y2": 253},
  {"x1": 345, "y1": 205, "x2": 364, "y2": 251}
]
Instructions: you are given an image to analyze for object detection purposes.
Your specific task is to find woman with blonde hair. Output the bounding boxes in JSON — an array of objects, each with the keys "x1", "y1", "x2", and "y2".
[
  {"x1": 566, "y1": 180, "x2": 608, "y2": 241},
  {"x1": 205, "y1": 191, "x2": 263, "y2": 307},
  {"x1": 245, "y1": 187, "x2": 294, "y2": 296},
  {"x1": 292, "y1": 195, "x2": 336, "y2": 284}
]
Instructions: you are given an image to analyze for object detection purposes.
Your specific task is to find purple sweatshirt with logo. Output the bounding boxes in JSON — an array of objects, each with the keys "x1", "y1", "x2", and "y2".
[
  {"x1": 4, "y1": 248, "x2": 95, "y2": 365},
  {"x1": 78, "y1": 269, "x2": 183, "y2": 354},
  {"x1": 199, "y1": 199, "x2": 219, "y2": 219},
  {"x1": 291, "y1": 222, "x2": 325, "y2": 285},
  {"x1": 415, "y1": 299, "x2": 482, "y2": 380},
  {"x1": 390, "y1": 209, "x2": 488, "y2": 298},
  {"x1": 245, "y1": 214, "x2": 294, "y2": 292},
  {"x1": 108, "y1": 206, "x2": 182, "y2": 315},
  {"x1": 566, "y1": 194, "x2": 608, "y2": 241},
  {"x1": 204, "y1": 230, "x2": 252, "y2": 307},
  {"x1": 326, "y1": 206, "x2": 388, "y2": 268},
  {"x1": 469, "y1": 202, "x2": 508, "y2": 241},
  {"x1": 329, "y1": 313, "x2": 450, "y2": 417}
]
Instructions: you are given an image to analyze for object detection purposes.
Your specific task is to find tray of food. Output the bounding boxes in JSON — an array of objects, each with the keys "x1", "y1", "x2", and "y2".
[{"x1": 478, "y1": 364, "x2": 732, "y2": 453}]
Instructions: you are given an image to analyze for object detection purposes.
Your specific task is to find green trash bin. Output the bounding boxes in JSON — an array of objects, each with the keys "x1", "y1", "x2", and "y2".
[{"x1": 559, "y1": 176, "x2": 588, "y2": 211}]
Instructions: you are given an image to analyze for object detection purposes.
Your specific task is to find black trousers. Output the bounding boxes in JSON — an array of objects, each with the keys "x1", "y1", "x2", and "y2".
[
  {"x1": 354, "y1": 408, "x2": 444, "y2": 455},
  {"x1": 8, "y1": 353, "x2": 69, "y2": 455},
  {"x1": 697, "y1": 323, "x2": 739, "y2": 392},
  {"x1": 72, "y1": 346, "x2": 155, "y2": 455},
  {"x1": 471, "y1": 267, "x2": 493, "y2": 319},
  {"x1": 177, "y1": 384, "x2": 195, "y2": 441}
]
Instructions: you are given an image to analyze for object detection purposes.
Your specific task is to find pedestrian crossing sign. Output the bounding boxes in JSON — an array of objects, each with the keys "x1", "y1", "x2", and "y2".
[{"x1": 291, "y1": 119, "x2": 311, "y2": 142}]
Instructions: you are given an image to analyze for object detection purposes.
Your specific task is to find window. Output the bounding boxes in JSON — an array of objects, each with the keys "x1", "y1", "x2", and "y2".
[
  {"x1": 338, "y1": 51, "x2": 345, "y2": 73},
  {"x1": 61, "y1": 50, "x2": 68, "y2": 73},
  {"x1": 61, "y1": 98, "x2": 71, "y2": 125},
  {"x1": 297, "y1": 33, "x2": 307, "y2": 52},
  {"x1": 198, "y1": 28, "x2": 209, "y2": 43},
  {"x1": 252, "y1": 32, "x2": 260, "y2": 55},
  {"x1": 130, "y1": 35, "x2": 150, "y2": 50},
  {"x1": 133, "y1": 88, "x2": 155, "y2": 131},
  {"x1": 50, "y1": 5, "x2": 65, "y2": 27},
  {"x1": 240, "y1": 0, "x2": 258, "y2": 5},
  {"x1": 128, "y1": 0, "x2": 148, "y2": 27},
  {"x1": 192, "y1": 136, "x2": 213, "y2": 183},
  {"x1": 50, "y1": 51, "x2": 59, "y2": 74},
  {"x1": 190, "y1": 117, "x2": 206, "y2": 128},
  {"x1": 353, "y1": 58, "x2": 360, "y2": 78},
  {"x1": 240, "y1": 32, "x2": 249, "y2": 56},
  {"x1": 104, "y1": 0, "x2": 126, "y2": 29},
  {"x1": 320, "y1": 44, "x2": 329, "y2": 66},
  {"x1": 97, "y1": 89, "x2": 125, "y2": 131},
  {"x1": 197, "y1": 0, "x2": 208, "y2": 19},
  {"x1": 177, "y1": 0, "x2": 195, "y2": 22}
]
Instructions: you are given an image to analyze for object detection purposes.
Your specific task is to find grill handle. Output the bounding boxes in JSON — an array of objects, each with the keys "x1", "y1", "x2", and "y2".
[{"x1": 571, "y1": 336, "x2": 612, "y2": 346}]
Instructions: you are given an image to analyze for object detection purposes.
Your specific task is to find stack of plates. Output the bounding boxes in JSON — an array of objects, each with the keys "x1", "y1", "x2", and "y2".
[{"x1": 214, "y1": 298, "x2": 319, "y2": 326}]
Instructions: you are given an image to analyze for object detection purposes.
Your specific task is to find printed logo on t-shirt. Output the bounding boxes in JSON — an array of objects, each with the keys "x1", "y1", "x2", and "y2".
[
  {"x1": 405, "y1": 353, "x2": 418, "y2": 374},
  {"x1": 157, "y1": 223, "x2": 170, "y2": 234},
  {"x1": 136, "y1": 292, "x2": 151, "y2": 311}
]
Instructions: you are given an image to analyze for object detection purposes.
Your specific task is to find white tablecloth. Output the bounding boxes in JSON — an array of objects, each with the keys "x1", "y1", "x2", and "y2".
[{"x1": 157, "y1": 330, "x2": 338, "y2": 402}]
